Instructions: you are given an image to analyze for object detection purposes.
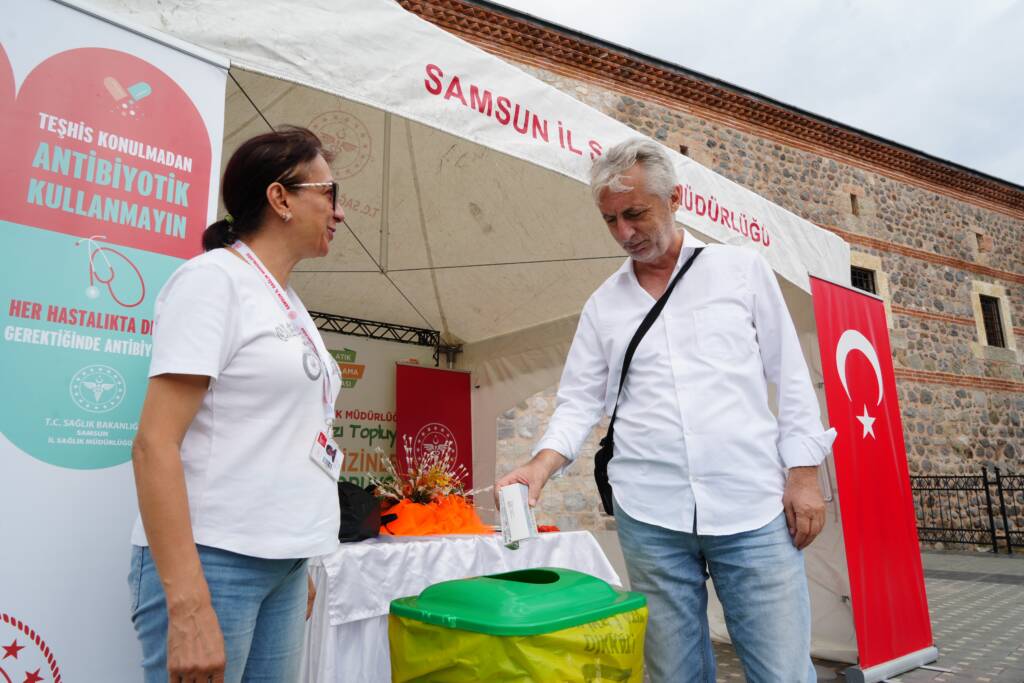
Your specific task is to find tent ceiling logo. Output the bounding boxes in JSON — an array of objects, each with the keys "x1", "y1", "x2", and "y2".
[{"x1": 309, "y1": 111, "x2": 372, "y2": 179}]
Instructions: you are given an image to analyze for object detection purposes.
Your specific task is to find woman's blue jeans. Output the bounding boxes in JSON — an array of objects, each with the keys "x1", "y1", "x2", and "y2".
[
  {"x1": 614, "y1": 504, "x2": 816, "y2": 683},
  {"x1": 128, "y1": 544, "x2": 308, "y2": 683}
]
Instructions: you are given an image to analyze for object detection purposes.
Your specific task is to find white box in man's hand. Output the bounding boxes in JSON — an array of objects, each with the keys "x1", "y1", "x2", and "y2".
[{"x1": 499, "y1": 483, "x2": 539, "y2": 546}]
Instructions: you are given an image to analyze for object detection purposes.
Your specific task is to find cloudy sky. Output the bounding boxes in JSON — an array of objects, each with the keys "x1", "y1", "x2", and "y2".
[{"x1": 493, "y1": 0, "x2": 1024, "y2": 187}]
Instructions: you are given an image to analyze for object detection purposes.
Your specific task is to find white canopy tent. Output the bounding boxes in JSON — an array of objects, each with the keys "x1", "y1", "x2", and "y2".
[{"x1": 84, "y1": 0, "x2": 857, "y2": 662}]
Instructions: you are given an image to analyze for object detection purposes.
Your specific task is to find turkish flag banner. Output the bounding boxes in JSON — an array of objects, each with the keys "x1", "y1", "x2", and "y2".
[
  {"x1": 811, "y1": 276, "x2": 933, "y2": 669},
  {"x1": 395, "y1": 364, "x2": 473, "y2": 489}
]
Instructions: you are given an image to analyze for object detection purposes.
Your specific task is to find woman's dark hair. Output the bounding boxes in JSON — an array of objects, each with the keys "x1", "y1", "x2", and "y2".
[{"x1": 202, "y1": 126, "x2": 334, "y2": 251}]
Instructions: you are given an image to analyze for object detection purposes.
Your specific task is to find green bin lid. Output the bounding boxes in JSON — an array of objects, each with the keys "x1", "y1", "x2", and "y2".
[{"x1": 389, "y1": 567, "x2": 646, "y2": 636}]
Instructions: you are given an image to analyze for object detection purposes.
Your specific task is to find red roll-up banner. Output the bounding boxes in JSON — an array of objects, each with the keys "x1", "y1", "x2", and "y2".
[
  {"x1": 395, "y1": 363, "x2": 473, "y2": 489},
  {"x1": 810, "y1": 276, "x2": 933, "y2": 669}
]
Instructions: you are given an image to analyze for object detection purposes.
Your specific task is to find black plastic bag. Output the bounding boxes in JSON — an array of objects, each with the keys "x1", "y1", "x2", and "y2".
[{"x1": 337, "y1": 482, "x2": 395, "y2": 542}]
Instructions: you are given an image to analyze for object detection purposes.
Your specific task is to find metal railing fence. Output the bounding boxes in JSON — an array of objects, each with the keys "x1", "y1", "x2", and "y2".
[{"x1": 910, "y1": 467, "x2": 1021, "y2": 554}]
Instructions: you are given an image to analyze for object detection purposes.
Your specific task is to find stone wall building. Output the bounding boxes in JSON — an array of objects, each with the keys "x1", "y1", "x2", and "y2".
[{"x1": 401, "y1": 0, "x2": 1024, "y2": 534}]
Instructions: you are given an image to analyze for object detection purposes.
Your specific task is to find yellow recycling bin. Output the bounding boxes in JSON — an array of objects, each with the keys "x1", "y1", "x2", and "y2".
[{"x1": 389, "y1": 567, "x2": 647, "y2": 682}]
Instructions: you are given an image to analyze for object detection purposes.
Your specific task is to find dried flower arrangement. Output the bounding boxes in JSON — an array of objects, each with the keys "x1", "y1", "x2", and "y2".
[
  {"x1": 368, "y1": 434, "x2": 491, "y2": 535},
  {"x1": 370, "y1": 434, "x2": 471, "y2": 504}
]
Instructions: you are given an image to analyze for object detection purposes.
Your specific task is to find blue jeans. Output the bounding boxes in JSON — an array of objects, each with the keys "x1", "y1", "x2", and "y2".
[
  {"x1": 614, "y1": 504, "x2": 815, "y2": 683},
  {"x1": 128, "y1": 545, "x2": 308, "y2": 683}
]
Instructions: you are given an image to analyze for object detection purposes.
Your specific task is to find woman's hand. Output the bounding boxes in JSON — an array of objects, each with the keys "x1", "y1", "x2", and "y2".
[
  {"x1": 132, "y1": 373, "x2": 220, "y2": 682},
  {"x1": 167, "y1": 592, "x2": 226, "y2": 682},
  {"x1": 306, "y1": 573, "x2": 316, "y2": 621}
]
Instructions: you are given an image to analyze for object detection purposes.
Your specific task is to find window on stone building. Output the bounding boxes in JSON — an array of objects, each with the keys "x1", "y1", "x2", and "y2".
[
  {"x1": 975, "y1": 231, "x2": 993, "y2": 254},
  {"x1": 850, "y1": 266, "x2": 877, "y2": 294},
  {"x1": 679, "y1": 144, "x2": 689, "y2": 157},
  {"x1": 979, "y1": 295, "x2": 1006, "y2": 348},
  {"x1": 850, "y1": 193, "x2": 860, "y2": 216}
]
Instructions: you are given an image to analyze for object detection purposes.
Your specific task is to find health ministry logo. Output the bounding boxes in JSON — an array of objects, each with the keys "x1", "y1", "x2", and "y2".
[
  {"x1": 413, "y1": 422, "x2": 457, "y2": 462},
  {"x1": 69, "y1": 364, "x2": 126, "y2": 413},
  {"x1": 0, "y1": 613, "x2": 62, "y2": 683}
]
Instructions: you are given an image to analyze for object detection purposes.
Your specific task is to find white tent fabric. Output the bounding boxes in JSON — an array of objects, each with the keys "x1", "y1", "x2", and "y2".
[
  {"x1": 88, "y1": 0, "x2": 849, "y2": 456},
  {"x1": 81, "y1": 0, "x2": 855, "y2": 662}
]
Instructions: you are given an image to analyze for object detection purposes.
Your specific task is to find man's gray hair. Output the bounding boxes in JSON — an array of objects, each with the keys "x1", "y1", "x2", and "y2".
[{"x1": 590, "y1": 137, "x2": 678, "y2": 203}]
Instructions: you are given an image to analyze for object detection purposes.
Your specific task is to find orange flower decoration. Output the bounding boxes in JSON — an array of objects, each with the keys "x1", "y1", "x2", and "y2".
[{"x1": 381, "y1": 495, "x2": 492, "y2": 536}]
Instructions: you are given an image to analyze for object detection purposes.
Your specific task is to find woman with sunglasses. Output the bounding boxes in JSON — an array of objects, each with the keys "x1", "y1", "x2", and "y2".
[{"x1": 128, "y1": 126, "x2": 346, "y2": 682}]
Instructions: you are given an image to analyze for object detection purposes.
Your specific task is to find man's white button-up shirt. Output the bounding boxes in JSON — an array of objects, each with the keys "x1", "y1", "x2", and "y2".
[{"x1": 533, "y1": 233, "x2": 836, "y2": 535}]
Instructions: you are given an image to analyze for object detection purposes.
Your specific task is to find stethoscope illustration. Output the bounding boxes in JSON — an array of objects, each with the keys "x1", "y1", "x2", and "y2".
[{"x1": 74, "y1": 235, "x2": 146, "y2": 308}]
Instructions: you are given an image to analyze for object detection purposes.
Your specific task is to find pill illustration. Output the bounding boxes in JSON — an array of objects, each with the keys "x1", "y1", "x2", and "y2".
[
  {"x1": 127, "y1": 82, "x2": 152, "y2": 101},
  {"x1": 103, "y1": 76, "x2": 129, "y2": 101}
]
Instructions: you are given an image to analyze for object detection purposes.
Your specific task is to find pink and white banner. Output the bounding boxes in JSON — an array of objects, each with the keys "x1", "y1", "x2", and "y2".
[{"x1": 0, "y1": 2, "x2": 225, "y2": 679}]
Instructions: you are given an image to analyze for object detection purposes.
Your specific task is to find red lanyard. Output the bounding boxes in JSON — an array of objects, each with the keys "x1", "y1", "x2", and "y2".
[{"x1": 232, "y1": 241, "x2": 337, "y2": 426}]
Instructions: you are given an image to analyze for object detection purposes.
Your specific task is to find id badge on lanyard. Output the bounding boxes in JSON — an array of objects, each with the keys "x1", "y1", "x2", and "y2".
[
  {"x1": 309, "y1": 429, "x2": 342, "y2": 480},
  {"x1": 232, "y1": 241, "x2": 342, "y2": 480}
]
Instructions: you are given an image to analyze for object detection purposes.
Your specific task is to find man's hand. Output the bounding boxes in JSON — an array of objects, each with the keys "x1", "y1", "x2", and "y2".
[
  {"x1": 782, "y1": 466, "x2": 826, "y2": 550},
  {"x1": 166, "y1": 594, "x2": 226, "y2": 682},
  {"x1": 494, "y1": 449, "x2": 568, "y2": 509},
  {"x1": 306, "y1": 573, "x2": 316, "y2": 621}
]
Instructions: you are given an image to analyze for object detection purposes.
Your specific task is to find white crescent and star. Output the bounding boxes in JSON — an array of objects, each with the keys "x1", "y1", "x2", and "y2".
[
  {"x1": 856, "y1": 405, "x2": 876, "y2": 438},
  {"x1": 835, "y1": 329, "x2": 884, "y2": 439}
]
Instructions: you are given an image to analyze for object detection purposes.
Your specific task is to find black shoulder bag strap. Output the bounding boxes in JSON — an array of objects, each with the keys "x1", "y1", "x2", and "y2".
[{"x1": 594, "y1": 247, "x2": 704, "y2": 515}]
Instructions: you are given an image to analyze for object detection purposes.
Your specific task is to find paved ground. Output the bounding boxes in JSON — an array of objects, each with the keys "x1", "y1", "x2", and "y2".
[{"x1": 712, "y1": 550, "x2": 1024, "y2": 682}]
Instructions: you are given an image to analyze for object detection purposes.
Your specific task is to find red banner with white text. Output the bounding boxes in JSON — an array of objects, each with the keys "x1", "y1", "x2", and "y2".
[
  {"x1": 811, "y1": 276, "x2": 932, "y2": 669},
  {"x1": 395, "y1": 364, "x2": 473, "y2": 490}
]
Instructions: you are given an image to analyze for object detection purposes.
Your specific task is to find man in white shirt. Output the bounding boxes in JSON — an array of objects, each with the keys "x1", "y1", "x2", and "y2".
[{"x1": 497, "y1": 138, "x2": 834, "y2": 682}]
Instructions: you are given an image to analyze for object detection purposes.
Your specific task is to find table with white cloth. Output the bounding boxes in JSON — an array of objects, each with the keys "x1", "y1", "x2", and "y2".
[{"x1": 300, "y1": 530, "x2": 621, "y2": 683}]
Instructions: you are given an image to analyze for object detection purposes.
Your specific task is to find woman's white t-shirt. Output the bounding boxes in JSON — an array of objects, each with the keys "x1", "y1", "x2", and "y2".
[{"x1": 131, "y1": 248, "x2": 341, "y2": 559}]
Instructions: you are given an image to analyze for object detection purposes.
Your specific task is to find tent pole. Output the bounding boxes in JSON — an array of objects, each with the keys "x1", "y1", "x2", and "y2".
[{"x1": 379, "y1": 112, "x2": 392, "y2": 273}]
